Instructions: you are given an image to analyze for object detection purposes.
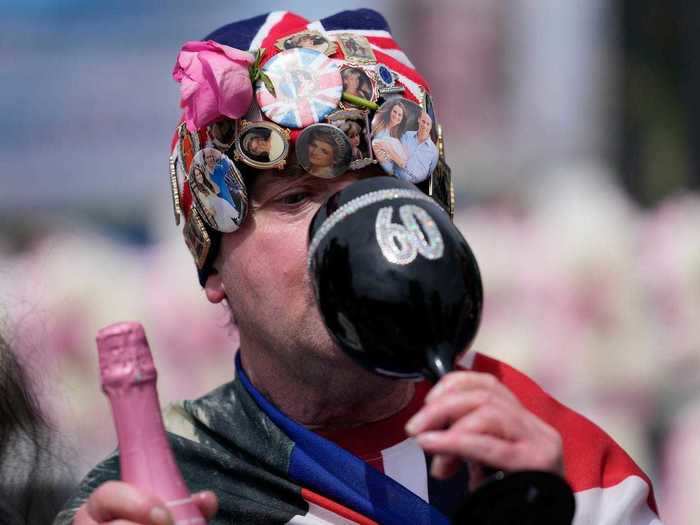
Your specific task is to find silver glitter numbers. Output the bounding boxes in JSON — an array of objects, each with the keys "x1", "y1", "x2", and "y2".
[{"x1": 375, "y1": 204, "x2": 444, "y2": 265}]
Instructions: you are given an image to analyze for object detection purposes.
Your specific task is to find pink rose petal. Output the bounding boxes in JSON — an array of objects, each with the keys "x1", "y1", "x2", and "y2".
[{"x1": 172, "y1": 40, "x2": 255, "y2": 132}]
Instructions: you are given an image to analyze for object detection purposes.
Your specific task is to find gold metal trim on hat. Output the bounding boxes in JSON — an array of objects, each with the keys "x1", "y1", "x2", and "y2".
[
  {"x1": 234, "y1": 120, "x2": 290, "y2": 170},
  {"x1": 275, "y1": 29, "x2": 338, "y2": 56},
  {"x1": 183, "y1": 207, "x2": 211, "y2": 270},
  {"x1": 378, "y1": 85, "x2": 405, "y2": 96},
  {"x1": 169, "y1": 154, "x2": 182, "y2": 226},
  {"x1": 335, "y1": 33, "x2": 377, "y2": 65},
  {"x1": 436, "y1": 123, "x2": 445, "y2": 158},
  {"x1": 427, "y1": 125, "x2": 454, "y2": 219}
]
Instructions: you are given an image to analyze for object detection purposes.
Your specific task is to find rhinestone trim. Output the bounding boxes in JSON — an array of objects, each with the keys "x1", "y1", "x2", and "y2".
[{"x1": 307, "y1": 188, "x2": 438, "y2": 268}]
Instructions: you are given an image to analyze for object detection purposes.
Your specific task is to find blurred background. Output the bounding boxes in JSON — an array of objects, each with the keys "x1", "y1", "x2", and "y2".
[{"x1": 1, "y1": 1, "x2": 699, "y2": 522}]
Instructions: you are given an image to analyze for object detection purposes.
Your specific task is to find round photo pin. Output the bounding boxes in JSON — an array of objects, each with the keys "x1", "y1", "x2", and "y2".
[
  {"x1": 296, "y1": 123, "x2": 353, "y2": 179},
  {"x1": 208, "y1": 118, "x2": 237, "y2": 152},
  {"x1": 234, "y1": 120, "x2": 290, "y2": 170},
  {"x1": 326, "y1": 109, "x2": 374, "y2": 170},
  {"x1": 339, "y1": 65, "x2": 378, "y2": 110},
  {"x1": 188, "y1": 148, "x2": 248, "y2": 233},
  {"x1": 255, "y1": 48, "x2": 342, "y2": 129}
]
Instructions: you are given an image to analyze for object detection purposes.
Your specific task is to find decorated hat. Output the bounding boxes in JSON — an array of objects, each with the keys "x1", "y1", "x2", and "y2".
[{"x1": 169, "y1": 9, "x2": 454, "y2": 285}]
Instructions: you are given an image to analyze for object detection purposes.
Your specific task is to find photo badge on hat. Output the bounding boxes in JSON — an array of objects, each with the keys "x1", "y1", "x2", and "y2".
[
  {"x1": 255, "y1": 48, "x2": 343, "y2": 129},
  {"x1": 339, "y1": 65, "x2": 378, "y2": 110},
  {"x1": 176, "y1": 122, "x2": 202, "y2": 182},
  {"x1": 208, "y1": 118, "x2": 237, "y2": 152},
  {"x1": 234, "y1": 120, "x2": 290, "y2": 170},
  {"x1": 275, "y1": 29, "x2": 337, "y2": 56},
  {"x1": 335, "y1": 33, "x2": 376, "y2": 64},
  {"x1": 326, "y1": 109, "x2": 374, "y2": 170},
  {"x1": 183, "y1": 206, "x2": 211, "y2": 270},
  {"x1": 370, "y1": 97, "x2": 438, "y2": 184},
  {"x1": 188, "y1": 148, "x2": 248, "y2": 233},
  {"x1": 296, "y1": 123, "x2": 352, "y2": 178}
]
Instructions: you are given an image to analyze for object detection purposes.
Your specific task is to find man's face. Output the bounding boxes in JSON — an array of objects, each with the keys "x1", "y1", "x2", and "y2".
[
  {"x1": 418, "y1": 112, "x2": 432, "y2": 137},
  {"x1": 204, "y1": 150, "x2": 218, "y2": 170},
  {"x1": 206, "y1": 163, "x2": 381, "y2": 372},
  {"x1": 249, "y1": 136, "x2": 268, "y2": 156}
]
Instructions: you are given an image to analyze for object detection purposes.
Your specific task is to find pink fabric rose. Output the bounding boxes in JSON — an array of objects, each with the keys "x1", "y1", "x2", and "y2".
[{"x1": 173, "y1": 40, "x2": 255, "y2": 132}]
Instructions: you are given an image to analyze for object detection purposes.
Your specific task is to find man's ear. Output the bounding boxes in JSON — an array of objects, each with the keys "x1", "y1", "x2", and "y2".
[{"x1": 204, "y1": 270, "x2": 226, "y2": 304}]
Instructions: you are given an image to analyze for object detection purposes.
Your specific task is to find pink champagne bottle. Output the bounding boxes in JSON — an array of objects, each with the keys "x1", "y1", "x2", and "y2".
[{"x1": 97, "y1": 321, "x2": 206, "y2": 524}]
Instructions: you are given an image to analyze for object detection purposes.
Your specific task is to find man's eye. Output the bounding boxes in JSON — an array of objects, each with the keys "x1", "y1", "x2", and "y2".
[{"x1": 281, "y1": 192, "x2": 310, "y2": 205}]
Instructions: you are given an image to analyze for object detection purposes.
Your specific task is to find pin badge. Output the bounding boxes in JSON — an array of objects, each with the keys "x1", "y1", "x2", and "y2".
[
  {"x1": 336, "y1": 33, "x2": 377, "y2": 64},
  {"x1": 169, "y1": 154, "x2": 182, "y2": 225},
  {"x1": 326, "y1": 109, "x2": 374, "y2": 170},
  {"x1": 375, "y1": 64, "x2": 395, "y2": 88},
  {"x1": 177, "y1": 122, "x2": 201, "y2": 181},
  {"x1": 276, "y1": 29, "x2": 338, "y2": 56},
  {"x1": 424, "y1": 123, "x2": 454, "y2": 218},
  {"x1": 255, "y1": 48, "x2": 342, "y2": 128},
  {"x1": 234, "y1": 120, "x2": 290, "y2": 170},
  {"x1": 421, "y1": 91, "x2": 440, "y2": 145},
  {"x1": 296, "y1": 123, "x2": 353, "y2": 178},
  {"x1": 188, "y1": 148, "x2": 248, "y2": 233},
  {"x1": 208, "y1": 118, "x2": 237, "y2": 152},
  {"x1": 370, "y1": 97, "x2": 438, "y2": 184},
  {"x1": 378, "y1": 85, "x2": 405, "y2": 96},
  {"x1": 339, "y1": 65, "x2": 378, "y2": 110},
  {"x1": 183, "y1": 207, "x2": 212, "y2": 270}
]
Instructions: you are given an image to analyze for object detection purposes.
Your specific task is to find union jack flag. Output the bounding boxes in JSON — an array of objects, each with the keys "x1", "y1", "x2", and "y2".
[
  {"x1": 255, "y1": 47, "x2": 342, "y2": 129},
  {"x1": 204, "y1": 9, "x2": 430, "y2": 104}
]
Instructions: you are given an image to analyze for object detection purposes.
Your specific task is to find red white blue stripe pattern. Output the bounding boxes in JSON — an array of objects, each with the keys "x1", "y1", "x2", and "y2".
[
  {"x1": 204, "y1": 9, "x2": 430, "y2": 105},
  {"x1": 255, "y1": 48, "x2": 342, "y2": 128},
  {"x1": 236, "y1": 349, "x2": 662, "y2": 524}
]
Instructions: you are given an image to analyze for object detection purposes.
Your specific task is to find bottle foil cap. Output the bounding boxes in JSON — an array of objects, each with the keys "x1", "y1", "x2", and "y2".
[{"x1": 97, "y1": 322, "x2": 157, "y2": 389}]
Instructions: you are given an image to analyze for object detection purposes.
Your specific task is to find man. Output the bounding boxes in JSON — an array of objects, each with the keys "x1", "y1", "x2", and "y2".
[
  {"x1": 395, "y1": 111, "x2": 438, "y2": 184},
  {"x1": 56, "y1": 9, "x2": 661, "y2": 525}
]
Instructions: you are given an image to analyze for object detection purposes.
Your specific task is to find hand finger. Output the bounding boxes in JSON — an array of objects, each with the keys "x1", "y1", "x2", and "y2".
[
  {"x1": 426, "y1": 371, "x2": 517, "y2": 405},
  {"x1": 417, "y1": 430, "x2": 520, "y2": 471},
  {"x1": 73, "y1": 504, "x2": 98, "y2": 525},
  {"x1": 87, "y1": 481, "x2": 171, "y2": 525},
  {"x1": 107, "y1": 521, "x2": 159, "y2": 525},
  {"x1": 467, "y1": 462, "x2": 488, "y2": 491},
  {"x1": 192, "y1": 491, "x2": 218, "y2": 520},
  {"x1": 418, "y1": 429, "x2": 562, "y2": 474},
  {"x1": 405, "y1": 390, "x2": 494, "y2": 435},
  {"x1": 429, "y1": 453, "x2": 462, "y2": 480}
]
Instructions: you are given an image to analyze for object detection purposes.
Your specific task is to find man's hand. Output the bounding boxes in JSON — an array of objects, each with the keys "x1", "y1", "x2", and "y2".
[
  {"x1": 73, "y1": 481, "x2": 218, "y2": 524},
  {"x1": 405, "y1": 371, "x2": 563, "y2": 490}
]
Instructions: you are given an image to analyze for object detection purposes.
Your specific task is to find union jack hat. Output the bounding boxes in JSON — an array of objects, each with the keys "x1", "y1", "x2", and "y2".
[{"x1": 168, "y1": 9, "x2": 454, "y2": 285}]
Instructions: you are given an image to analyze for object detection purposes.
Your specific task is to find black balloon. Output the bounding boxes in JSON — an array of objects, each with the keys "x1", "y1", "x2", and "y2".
[
  {"x1": 308, "y1": 176, "x2": 576, "y2": 525},
  {"x1": 307, "y1": 176, "x2": 483, "y2": 381}
]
